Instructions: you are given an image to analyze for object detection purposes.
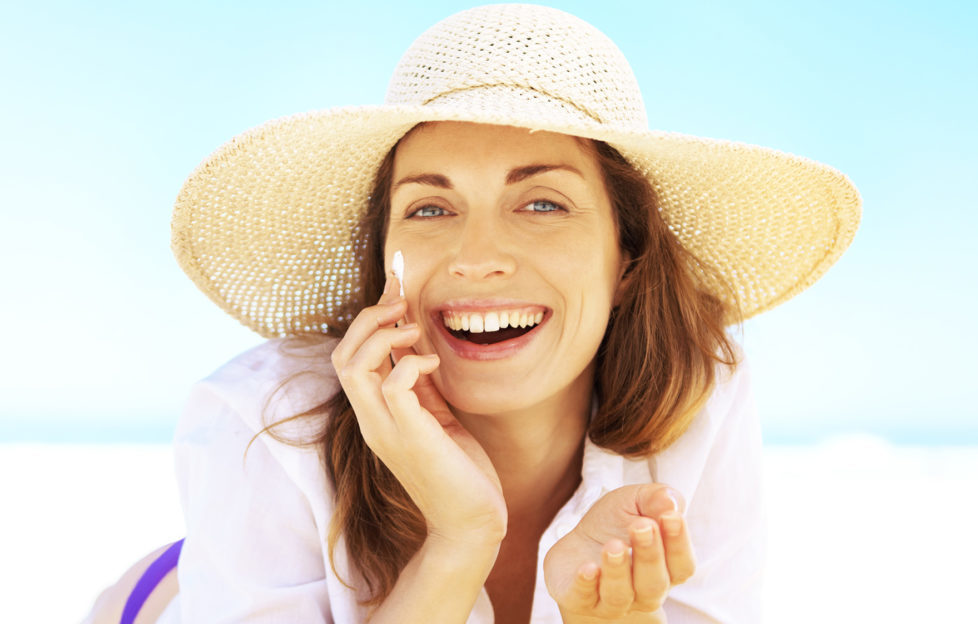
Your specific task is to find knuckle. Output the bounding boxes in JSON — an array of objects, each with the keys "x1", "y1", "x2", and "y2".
[
  {"x1": 601, "y1": 591, "x2": 634, "y2": 610},
  {"x1": 671, "y1": 565, "x2": 694, "y2": 584},
  {"x1": 379, "y1": 374, "x2": 397, "y2": 395},
  {"x1": 637, "y1": 573, "x2": 669, "y2": 594},
  {"x1": 565, "y1": 592, "x2": 593, "y2": 611},
  {"x1": 336, "y1": 364, "x2": 356, "y2": 384},
  {"x1": 329, "y1": 344, "x2": 346, "y2": 367},
  {"x1": 633, "y1": 596, "x2": 664, "y2": 612},
  {"x1": 634, "y1": 545, "x2": 662, "y2": 563},
  {"x1": 598, "y1": 602, "x2": 631, "y2": 619},
  {"x1": 570, "y1": 588, "x2": 594, "y2": 605},
  {"x1": 380, "y1": 367, "x2": 408, "y2": 395}
]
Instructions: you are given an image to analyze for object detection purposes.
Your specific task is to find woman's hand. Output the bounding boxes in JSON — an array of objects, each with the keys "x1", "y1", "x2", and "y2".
[
  {"x1": 543, "y1": 484, "x2": 695, "y2": 622},
  {"x1": 330, "y1": 274, "x2": 507, "y2": 548}
]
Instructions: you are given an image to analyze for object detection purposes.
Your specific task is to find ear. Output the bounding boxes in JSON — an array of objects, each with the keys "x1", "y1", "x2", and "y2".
[{"x1": 612, "y1": 253, "x2": 633, "y2": 308}]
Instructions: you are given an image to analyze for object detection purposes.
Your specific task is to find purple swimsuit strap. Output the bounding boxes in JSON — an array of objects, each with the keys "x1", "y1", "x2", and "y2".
[{"x1": 120, "y1": 538, "x2": 184, "y2": 624}]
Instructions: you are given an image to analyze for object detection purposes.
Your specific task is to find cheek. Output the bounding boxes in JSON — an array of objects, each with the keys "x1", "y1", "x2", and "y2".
[
  {"x1": 553, "y1": 231, "x2": 621, "y2": 300},
  {"x1": 571, "y1": 239, "x2": 622, "y2": 343},
  {"x1": 547, "y1": 255, "x2": 617, "y2": 351}
]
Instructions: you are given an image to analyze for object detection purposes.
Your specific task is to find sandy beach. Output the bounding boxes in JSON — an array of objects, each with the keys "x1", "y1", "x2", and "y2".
[{"x1": 2, "y1": 437, "x2": 975, "y2": 623}]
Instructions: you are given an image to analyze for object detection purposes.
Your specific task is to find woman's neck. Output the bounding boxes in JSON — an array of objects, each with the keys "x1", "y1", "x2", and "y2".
[{"x1": 453, "y1": 370, "x2": 592, "y2": 523}]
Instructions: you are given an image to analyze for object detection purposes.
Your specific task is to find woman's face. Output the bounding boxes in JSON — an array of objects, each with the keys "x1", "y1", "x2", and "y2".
[{"x1": 385, "y1": 122, "x2": 624, "y2": 416}]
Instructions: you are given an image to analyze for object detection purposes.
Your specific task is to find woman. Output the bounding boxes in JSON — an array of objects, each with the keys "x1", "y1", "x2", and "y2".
[{"x1": 90, "y1": 4, "x2": 860, "y2": 623}]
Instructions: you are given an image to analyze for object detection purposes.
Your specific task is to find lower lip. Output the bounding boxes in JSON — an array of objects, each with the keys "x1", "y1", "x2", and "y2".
[{"x1": 433, "y1": 316, "x2": 547, "y2": 361}]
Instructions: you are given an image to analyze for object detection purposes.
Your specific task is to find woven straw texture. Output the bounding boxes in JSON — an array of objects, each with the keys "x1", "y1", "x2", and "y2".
[{"x1": 172, "y1": 4, "x2": 861, "y2": 338}]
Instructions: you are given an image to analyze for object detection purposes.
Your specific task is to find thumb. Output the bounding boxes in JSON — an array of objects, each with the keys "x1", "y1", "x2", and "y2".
[{"x1": 636, "y1": 483, "x2": 686, "y2": 519}]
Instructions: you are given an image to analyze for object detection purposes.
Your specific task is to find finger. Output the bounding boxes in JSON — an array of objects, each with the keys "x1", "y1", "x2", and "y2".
[
  {"x1": 390, "y1": 344, "x2": 415, "y2": 367},
  {"x1": 635, "y1": 484, "x2": 686, "y2": 519},
  {"x1": 659, "y1": 511, "x2": 696, "y2": 584},
  {"x1": 337, "y1": 324, "x2": 421, "y2": 394},
  {"x1": 381, "y1": 353, "x2": 440, "y2": 428},
  {"x1": 596, "y1": 539, "x2": 633, "y2": 618},
  {"x1": 336, "y1": 326, "x2": 422, "y2": 446},
  {"x1": 330, "y1": 297, "x2": 407, "y2": 370},
  {"x1": 559, "y1": 562, "x2": 600, "y2": 613},
  {"x1": 630, "y1": 519, "x2": 669, "y2": 612},
  {"x1": 382, "y1": 273, "x2": 409, "y2": 327}
]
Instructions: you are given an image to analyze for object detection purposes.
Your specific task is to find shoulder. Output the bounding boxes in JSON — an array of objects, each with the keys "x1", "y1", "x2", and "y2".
[
  {"x1": 173, "y1": 335, "x2": 344, "y2": 500},
  {"x1": 648, "y1": 343, "x2": 759, "y2": 496},
  {"x1": 173, "y1": 334, "x2": 343, "y2": 528},
  {"x1": 653, "y1": 345, "x2": 766, "y2": 621},
  {"x1": 170, "y1": 336, "x2": 344, "y2": 621},
  {"x1": 182, "y1": 335, "x2": 342, "y2": 436},
  {"x1": 687, "y1": 341, "x2": 754, "y2": 442},
  {"x1": 702, "y1": 342, "x2": 754, "y2": 433}
]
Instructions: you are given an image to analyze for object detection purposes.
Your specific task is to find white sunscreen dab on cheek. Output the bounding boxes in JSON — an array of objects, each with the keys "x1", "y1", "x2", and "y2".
[{"x1": 392, "y1": 250, "x2": 405, "y2": 297}]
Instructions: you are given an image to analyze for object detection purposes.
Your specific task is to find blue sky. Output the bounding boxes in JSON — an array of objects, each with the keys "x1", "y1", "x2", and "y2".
[{"x1": 1, "y1": 1, "x2": 975, "y2": 443}]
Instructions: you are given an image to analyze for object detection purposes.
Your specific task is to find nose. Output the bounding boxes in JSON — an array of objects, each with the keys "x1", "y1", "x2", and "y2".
[{"x1": 448, "y1": 214, "x2": 517, "y2": 280}]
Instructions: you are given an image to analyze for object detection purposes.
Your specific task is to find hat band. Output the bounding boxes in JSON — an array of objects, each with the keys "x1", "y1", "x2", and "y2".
[{"x1": 419, "y1": 82, "x2": 606, "y2": 126}]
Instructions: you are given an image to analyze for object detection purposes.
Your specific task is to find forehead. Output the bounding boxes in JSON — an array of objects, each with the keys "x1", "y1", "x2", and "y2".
[{"x1": 392, "y1": 122, "x2": 598, "y2": 177}]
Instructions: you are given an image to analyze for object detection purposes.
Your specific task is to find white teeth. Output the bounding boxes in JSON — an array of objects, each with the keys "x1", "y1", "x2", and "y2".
[
  {"x1": 484, "y1": 311, "x2": 500, "y2": 332},
  {"x1": 443, "y1": 309, "x2": 546, "y2": 334}
]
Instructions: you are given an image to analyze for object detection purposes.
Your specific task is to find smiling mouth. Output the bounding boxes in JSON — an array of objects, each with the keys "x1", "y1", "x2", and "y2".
[
  {"x1": 448, "y1": 325, "x2": 536, "y2": 345},
  {"x1": 441, "y1": 309, "x2": 546, "y2": 345}
]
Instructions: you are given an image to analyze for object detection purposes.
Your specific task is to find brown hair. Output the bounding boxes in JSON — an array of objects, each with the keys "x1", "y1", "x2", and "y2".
[{"x1": 272, "y1": 133, "x2": 740, "y2": 605}]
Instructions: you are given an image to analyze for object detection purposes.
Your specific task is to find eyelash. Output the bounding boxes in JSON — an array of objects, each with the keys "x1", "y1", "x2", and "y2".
[
  {"x1": 522, "y1": 200, "x2": 565, "y2": 214},
  {"x1": 407, "y1": 199, "x2": 566, "y2": 219},
  {"x1": 409, "y1": 205, "x2": 450, "y2": 218}
]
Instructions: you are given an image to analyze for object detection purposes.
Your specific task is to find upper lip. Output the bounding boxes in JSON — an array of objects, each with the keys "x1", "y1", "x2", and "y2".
[{"x1": 431, "y1": 299, "x2": 550, "y2": 314}]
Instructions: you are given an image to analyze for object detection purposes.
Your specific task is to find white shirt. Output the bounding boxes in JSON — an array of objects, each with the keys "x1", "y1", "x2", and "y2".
[{"x1": 160, "y1": 336, "x2": 765, "y2": 623}]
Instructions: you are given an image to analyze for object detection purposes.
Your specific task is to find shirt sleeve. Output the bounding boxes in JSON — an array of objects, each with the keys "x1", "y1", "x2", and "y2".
[
  {"x1": 172, "y1": 382, "x2": 333, "y2": 623},
  {"x1": 656, "y1": 356, "x2": 767, "y2": 623}
]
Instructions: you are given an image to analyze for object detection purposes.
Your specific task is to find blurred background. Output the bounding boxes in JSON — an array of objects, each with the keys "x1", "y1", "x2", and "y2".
[{"x1": 1, "y1": 1, "x2": 975, "y2": 621}]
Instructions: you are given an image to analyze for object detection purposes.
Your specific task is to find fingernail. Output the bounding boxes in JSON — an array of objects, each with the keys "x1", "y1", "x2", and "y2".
[
  {"x1": 383, "y1": 275, "x2": 394, "y2": 295},
  {"x1": 633, "y1": 524, "x2": 654, "y2": 546},
  {"x1": 606, "y1": 548, "x2": 625, "y2": 564},
  {"x1": 665, "y1": 487, "x2": 682, "y2": 513},
  {"x1": 660, "y1": 513, "x2": 681, "y2": 537},
  {"x1": 580, "y1": 564, "x2": 598, "y2": 581}
]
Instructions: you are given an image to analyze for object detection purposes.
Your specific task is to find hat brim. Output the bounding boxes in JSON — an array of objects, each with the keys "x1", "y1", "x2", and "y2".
[{"x1": 172, "y1": 101, "x2": 861, "y2": 338}]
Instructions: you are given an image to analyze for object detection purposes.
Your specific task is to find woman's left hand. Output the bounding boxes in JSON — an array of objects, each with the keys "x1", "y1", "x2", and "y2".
[{"x1": 543, "y1": 483, "x2": 695, "y2": 623}]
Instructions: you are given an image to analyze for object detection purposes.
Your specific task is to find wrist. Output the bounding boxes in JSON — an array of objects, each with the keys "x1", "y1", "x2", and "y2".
[
  {"x1": 422, "y1": 530, "x2": 502, "y2": 572},
  {"x1": 426, "y1": 516, "x2": 507, "y2": 551},
  {"x1": 369, "y1": 532, "x2": 500, "y2": 624}
]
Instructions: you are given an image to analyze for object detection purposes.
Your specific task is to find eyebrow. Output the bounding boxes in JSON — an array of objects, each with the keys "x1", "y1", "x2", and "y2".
[
  {"x1": 393, "y1": 173, "x2": 453, "y2": 190},
  {"x1": 392, "y1": 164, "x2": 583, "y2": 191},
  {"x1": 505, "y1": 164, "x2": 583, "y2": 185}
]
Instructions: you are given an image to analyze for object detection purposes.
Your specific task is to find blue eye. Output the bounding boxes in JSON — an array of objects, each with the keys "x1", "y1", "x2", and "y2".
[
  {"x1": 411, "y1": 205, "x2": 448, "y2": 218},
  {"x1": 525, "y1": 200, "x2": 563, "y2": 213}
]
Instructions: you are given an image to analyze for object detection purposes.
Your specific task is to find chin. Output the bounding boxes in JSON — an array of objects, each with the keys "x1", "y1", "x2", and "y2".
[{"x1": 435, "y1": 374, "x2": 537, "y2": 417}]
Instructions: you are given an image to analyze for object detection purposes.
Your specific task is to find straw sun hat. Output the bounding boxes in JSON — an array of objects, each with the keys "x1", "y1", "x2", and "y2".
[{"x1": 172, "y1": 3, "x2": 861, "y2": 338}]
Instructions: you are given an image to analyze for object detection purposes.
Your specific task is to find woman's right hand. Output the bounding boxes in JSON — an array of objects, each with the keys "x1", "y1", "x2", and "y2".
[{"x1": 330, "y1": 274, "x2": 508, "y2": 549}]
